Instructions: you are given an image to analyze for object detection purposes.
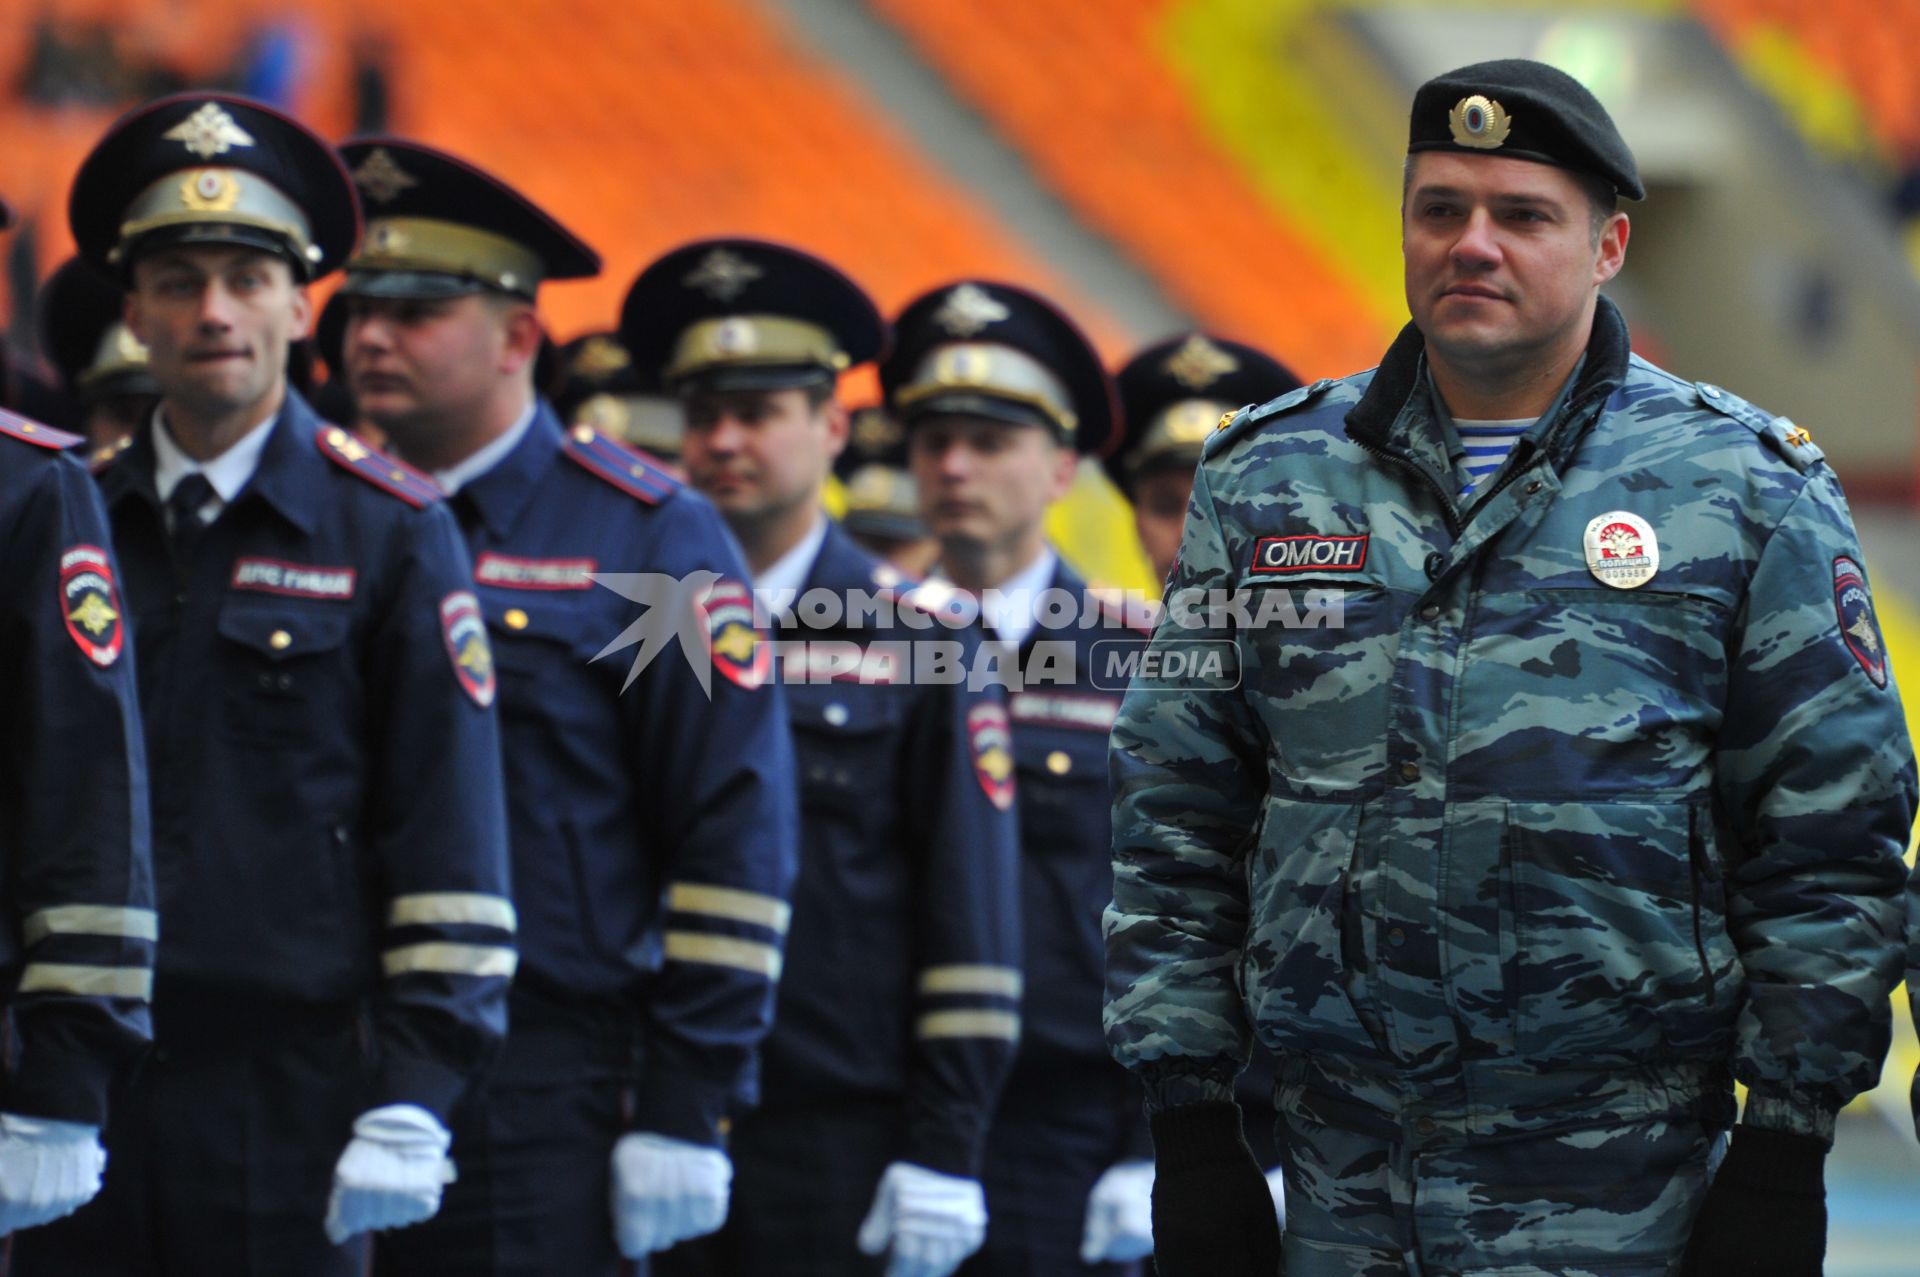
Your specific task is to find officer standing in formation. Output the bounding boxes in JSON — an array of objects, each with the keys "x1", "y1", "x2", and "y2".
[
  {"x1": 835, "y1": 406, "x2": 942, "y2": 579},
  {"x1": 323, "y1": 141, "x2": 798, "y2": 1277},
  {"x1": 881, "y1": 280, "x2": 1152, "y2": 1276},
  {"x1": 552, "y1": 329, "x2": 689, "y2": 475},
  {"x1": 626, "y1": 238, "x2": 1022, "y2": 1277},
  {"x1": 16, "y1": 95, "x2": 518, "y2": 1276},
  {"x1": 37, "y1": 256, "x2": 158, "y2": 454},
  {"x1": 0, "y1": 184, "x2": 155, "y2": 1239},
  {"x1": 1105, "y1": 59, "x2": 1916, "y2": 1276}
]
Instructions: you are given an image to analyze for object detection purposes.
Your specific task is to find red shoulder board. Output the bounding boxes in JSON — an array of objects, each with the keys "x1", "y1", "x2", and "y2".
[
  {"x1": 0, "y1": 410, "x2": 82, "y2": 450},
  {"x1": 316, "y1": 426, "x2": 440, "y2": 508},
  {"x1": 562, "y1": 425, "x2": 678, "y2": 505}
]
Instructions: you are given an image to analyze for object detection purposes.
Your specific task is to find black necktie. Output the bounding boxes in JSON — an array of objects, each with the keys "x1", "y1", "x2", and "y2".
[{"x1": 167, "y1": 473, "x2": 216, "y2": 563}]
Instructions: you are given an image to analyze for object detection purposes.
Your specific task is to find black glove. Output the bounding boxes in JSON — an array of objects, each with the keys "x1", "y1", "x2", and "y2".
[
  {"x1": 1148, "y1": 1101, "x2": 1282, "y2": 1277},
  {"x1": 1681, "y1": 1124, "x2": 1826, "y2": 1277}
]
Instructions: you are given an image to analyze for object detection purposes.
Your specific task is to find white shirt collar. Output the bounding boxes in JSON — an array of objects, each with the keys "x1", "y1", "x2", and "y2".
[
  {"x1": 978, "y1": 545, "x2": 1058, "y2": 650},
  {"x1": 753, "y1": 512, "x2": 830, "y2": 607},
  {"x1": 433, "y1": 398, "x2": 538, "y2": 495},
  {"x1": 152, "y1": 404, "x2": 278, "y2": 507}
]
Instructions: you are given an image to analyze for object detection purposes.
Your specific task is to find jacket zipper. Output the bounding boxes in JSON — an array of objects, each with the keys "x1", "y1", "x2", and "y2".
[{"x1": 1352, "y1": 436, "x2": 1463, "y2": 537}]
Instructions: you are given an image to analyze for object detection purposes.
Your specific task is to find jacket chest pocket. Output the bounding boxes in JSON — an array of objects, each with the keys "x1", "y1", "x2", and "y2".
[
  {"x1": 1239, "y1": 583, "x2": 1400, "y2": 789},
  {"x1": 216, "y1": 606, "x2": 355, "y2": 745},
  {"x1": 1505, "y1": 800, "x2": 1741, "y2": 1064},
  {"x1": 786, "y1": 683, "x2": 905, "y2": 816},
  {"x1": 1011, "y1": 724, "x2": 1112, "y2": 859}
]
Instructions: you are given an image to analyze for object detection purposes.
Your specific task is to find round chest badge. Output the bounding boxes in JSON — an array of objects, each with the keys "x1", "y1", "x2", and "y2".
[{"x1": 1583, "y1": 511, "x2": 1659, "y2": 589}]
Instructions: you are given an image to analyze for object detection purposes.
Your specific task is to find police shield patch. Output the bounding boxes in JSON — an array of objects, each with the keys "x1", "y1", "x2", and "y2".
[
  {"x1": 1833, "y1": 556, "x2": 1888, "y2": 689},
  {"x1": 440, "y1": 591, "x2": 497, "y2": 707},
  {"x1": 701, "y1": 579, "x2": 769, "y2": 691},
  {"x1": 60, "y1": 545, "x2": 123, "y2": 667},
  {"x1": 968, "y1": 703, "x2": 1016, "y2": 811}
]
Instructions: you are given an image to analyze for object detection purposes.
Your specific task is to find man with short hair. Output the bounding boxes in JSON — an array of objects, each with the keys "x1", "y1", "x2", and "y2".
[
  {"x1": 1106, "y1": 60, "x2": 1916, "y2": 1277},
  {"x1": 629, "y1": 238, "x2": 1022, "y2": 1277},
  {"x1": 332, "y1": 145, "x2": 798, "y2": 1277},
  {"x1": 884, "y1": 280, "x2": 1152, "y2": 1277},
  {"x1": 16, "y1": 95, "x2": 516, "y2": 1277}
]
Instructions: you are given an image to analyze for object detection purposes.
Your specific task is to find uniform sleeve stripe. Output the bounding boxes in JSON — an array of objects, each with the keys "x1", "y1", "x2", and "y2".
[
  {"x1": 663, "y1": 932, "x2": 783, "y2": 980},
  {"x1": 387, "y1": 893, "x2": 518, "y2": 932},
  {"x1": 381, "y1": 942, "x2": 518, "y2": 979},
  {"x1": 917, "y1": 965, "x2": 1024, "y2": 998},
  {"x1": 22, "y1": 906, "x2": 159, "y2": 947},
  {"x1": 916, "y1": 1011, "x2": 1021, "y2": 1042},
  {"x1": 666, "y1": 884, "x2": 792, "y2": 934},
  {"x1": 18, "y1": 963, "x2": 152, "y2": 1000}
]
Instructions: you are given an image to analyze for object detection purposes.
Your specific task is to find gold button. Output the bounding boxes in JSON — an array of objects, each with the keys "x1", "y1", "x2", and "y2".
[
  {"x1": 389, "y1": 469, "x2": 406, "y2": 482},
  {"x1": 572, "y1": 425, "x2": 595, "y2": 444},
  {"x1": 504, "y1": 608, "x2": 529, "y2": 631},
  {"x1": 269, "y1": 630, "x2": 292, "y2": 651},
  {"x1": 19, "y1": 423, "x2": 34, "y2": 433},
  {"x1": 1046, "y1": 750, "x2": 1072, "y2": 775}
]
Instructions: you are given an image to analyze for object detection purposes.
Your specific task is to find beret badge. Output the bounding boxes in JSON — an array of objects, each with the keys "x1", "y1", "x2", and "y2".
[{"x1": 1448, "y1": 94, "x2": 1512, "y2": 149}]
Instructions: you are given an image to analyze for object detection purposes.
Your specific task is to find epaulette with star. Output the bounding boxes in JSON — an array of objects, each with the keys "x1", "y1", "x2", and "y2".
[
  {"x1": 561, "y1": 424, "x2": 679, "y2": 505},
  {"x1": 1204, "y1": 379, "x2": 1333, "y2": 458},
  {"x1": 1694, "y1": 382, "x2": 1825, "y2": 474},
  {"x1": 316, "y1": 425, "x2": 441, "y2": 507},
  {"x1": 0, "y1": 409, "x2": 82, "y2": 451}
]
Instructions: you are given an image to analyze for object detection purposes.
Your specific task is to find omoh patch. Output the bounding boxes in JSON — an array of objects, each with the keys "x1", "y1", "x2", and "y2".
[
  {"x1": 1249, "y1": 534, "x2": 1369, "y2": 575},
  {"x1": 441, "y1": 591, "x2": 496, "y2": 707},
  {"x1": 60, "y1": 545, "x2": 123, "y2": 667},
  {"x1": 1833, "y1": 556, "x2": 1887, "y2": 689},
  {"x1": 968, "y1": 703, "x2": 1016, "y2": 811}
]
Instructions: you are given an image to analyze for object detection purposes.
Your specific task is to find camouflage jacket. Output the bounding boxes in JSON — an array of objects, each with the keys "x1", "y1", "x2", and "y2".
[{"x1": 1105, "y1": 298, "x2": 1916, "y2": 1145}]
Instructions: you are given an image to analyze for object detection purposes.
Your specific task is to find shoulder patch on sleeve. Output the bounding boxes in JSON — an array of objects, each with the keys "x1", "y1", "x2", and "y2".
[
  {"x1": 562, "y1": 424, "x2": 680, "y2": 505},
  {"x1": 0, "y1": 410, "x2": 83, "y2": 451},
  {"x1": 1695, "y1": 382, "x2": 1824, "y2": 473},
  {"x1": 1204, "y1": 379, "x2": 1333, "y2": 458},
  {"x1": 316, "y1": 427, "x2": 440, "y2": 507}
]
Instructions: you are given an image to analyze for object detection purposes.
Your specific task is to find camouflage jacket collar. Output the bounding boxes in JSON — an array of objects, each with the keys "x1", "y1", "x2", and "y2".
[{"x1": 1344, "y1": 295, "x2": 1632, "y2": 482}]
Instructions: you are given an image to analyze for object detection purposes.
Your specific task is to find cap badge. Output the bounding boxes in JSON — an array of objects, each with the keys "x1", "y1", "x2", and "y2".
[
  {"x1": 852, "y1": 410, "x2": 902, "y2": 451},
  {"x1": 352, "y1": 148, "x2": 419, "y2": 204},
  {"x1": 933, "y1": 284, "x2": 1009, "y2": 338},
  {"x1": 164, "y1": 103, "x2": 256, "y2": 159},
  {"x1": 684, "y1": 248, "x2": 762, "y2": 302},
  {"x1": 179, "y1": 169, "x2": 241, "y2": 213},
  {"x1": 712, "y1": 318, "x2": 758, "y2": 355},
  {"x1": 368, "y1": 222, "x2": 410, "y2": 255},
  {"x1": 1165, "y1": 402, "x2": 1217, "y2": 444},
  {"x1": 1163, "y1": 334, "x2": 1238, "y2": 390},
  {"x1": 1448, "y1": 94, "x2": 1512, "y2": 150},
  {"x1": 572, "y1": 335, "x2": 631, "y2": 379},
  {"x1": 1583, "y1": 510, "x2": 1658, "y2": 589},
  {"x1": 933, "y1": 347, "x2": 994, "y2": 387}
]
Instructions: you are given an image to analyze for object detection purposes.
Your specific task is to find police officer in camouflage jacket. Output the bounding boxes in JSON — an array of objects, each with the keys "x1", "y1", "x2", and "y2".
[{"x1": 1104, "y1": 59, "x2": 1917, "y2": 1277}]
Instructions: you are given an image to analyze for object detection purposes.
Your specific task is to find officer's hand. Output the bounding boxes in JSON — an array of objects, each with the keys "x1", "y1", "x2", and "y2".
[
  {"x1": 1148, "y1": 1102, "x2": 1282, "y2": 1277},
  {"x1": 1079, "y1": 1159, "x2": 1154, "y2": 1263},
  {"x1": 323, "y1": 1104, "x2": 455, "y2": 1245},
  {"x1": 0, "y1": 1113, "x2": 107, "y2": 1236},
  {"x1": 855, "y1": 1160, "x2": 987, "y2": 1277},
  {"x1": 1681, "y1": 1124, "x2": 1826, "y2": 1277},
  {"x1": 610, "y1": 1131, "x2": 732, "y2": 1258}
]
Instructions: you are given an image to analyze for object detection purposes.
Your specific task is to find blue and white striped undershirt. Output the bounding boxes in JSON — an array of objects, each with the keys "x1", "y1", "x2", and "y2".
[{"x1": 1454, "y1": 418, "x2": 1533, "y2": 498}]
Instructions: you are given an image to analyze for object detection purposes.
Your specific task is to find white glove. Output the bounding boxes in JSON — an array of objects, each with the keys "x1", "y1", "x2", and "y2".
[
  {"x1": 323, "y1": 1104, "x2": 454, "y2": 1245},
  {"x1": 610, "y1": 1131, "x2": 732, "y2": 1258},
  {"x1": 0, "y1": 1113, "x2": 106, "y2": 1236},
  {"x1": 1265, "y1": 1163, "x2": 1287, "y2": 1232},
  {"x1": 1078, "y1": 1159, "x2": 1154, "y2": 1263},
  {"x1": 856, "y1": 1161, "x2": 987, "y2": 1277}
]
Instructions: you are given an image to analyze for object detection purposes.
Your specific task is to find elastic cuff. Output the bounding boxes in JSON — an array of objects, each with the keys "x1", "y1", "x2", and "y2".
[
  {"x1": 631, "y1": 1069, "x2": 732, "y2": 1146},
  {"x1": 373, "y1": 1055, "x2": 468, "y2": 1123},
  {"x1": 1740, "y1": 1087, "x2": 1839, "y2": 1147},
  {"x1": 1149, "y1": 1101, "x2": 1250, "y2": 1172},
  {"x1": 1139, "y1": 1064, "x2": 1237, "y2": 1114},
  {"x1": 1722, "y1": 1124, "x2": 1827, "y2": 1196}
]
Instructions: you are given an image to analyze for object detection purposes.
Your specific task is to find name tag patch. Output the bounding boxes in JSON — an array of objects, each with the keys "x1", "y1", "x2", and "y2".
[
  {"x1": 1249, "y1": 534, "x2": 1369, "y2": 575},
  {"x1": 475, "y1": 553, "x2": 597, "y2": 591},
  {"x1": 230, "y1": 557, "x2": 357, "y2": 600},
  {"x1": 1009, "y1": 692, "x2": 1121, "y2": 732}
]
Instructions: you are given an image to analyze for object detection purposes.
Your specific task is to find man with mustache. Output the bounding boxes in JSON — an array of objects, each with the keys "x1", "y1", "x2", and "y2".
[
  {"x1": 16, "y1": 95, "x2": 515, "y2": 1277},
  {"x1": 1106, "y1": 60, "x2": 1915, "y2": 1276},
  {"x1": 330, "y1": 144, "x2": 798, "y2": 1277}
]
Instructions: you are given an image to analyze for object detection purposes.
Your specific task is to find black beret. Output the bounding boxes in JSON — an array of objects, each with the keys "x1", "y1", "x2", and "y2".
[
  {"x1": 1107, "y1": 333, "x2": 1300, "y2": 493},
  {"x1": 881, "y1": 279, "x2": 1118, "y2": 457},
  {"x1": 336, "y1": 138, "x2": 599, "y2": 300},
  {"x1": 70, "y1": 93, "x2": 361, "y2": 279},
  {"x1": 1408, "y1": 58, "x2": 1642, "y2": 201},
  {"x1": 621, "y1": 237, "x2": 885, "y2": 394}
]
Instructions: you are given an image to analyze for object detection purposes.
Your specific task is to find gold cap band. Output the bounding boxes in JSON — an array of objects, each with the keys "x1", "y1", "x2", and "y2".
[
  {"x1": 893, "y1": 342, "x2": 1077, "y2": 437},
  {"x1": 113, "y1": 167, "x2": 316, "y2": 265},
  {"x1": 665, "y1": 315, "x2": 849, "y2": 383},
  {"x1": 844, "y1": 463, "x2": 919, "y2": 519},
  {"x1": 351, "y1": 216, "x2": 546, "y2": 295},
  {"x1": 1127, "y1": 398, "x2": 1232, "y2": 472}
]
